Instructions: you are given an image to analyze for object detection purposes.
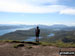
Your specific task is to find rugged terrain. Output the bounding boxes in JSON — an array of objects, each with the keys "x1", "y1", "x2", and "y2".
[
  {"x1": 0, "y1": 41, "x2": 75, "y2": 56},
  {"x1": 0, "y1": 42, "x2": 59, "y2": 56}
]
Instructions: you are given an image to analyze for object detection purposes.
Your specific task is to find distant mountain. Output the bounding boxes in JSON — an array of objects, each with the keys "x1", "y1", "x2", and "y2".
[
  {"x1": 50, "y1": 24, "x2": 68, "y2": 28},
  {"x1": 0, "y1": 24, "x2": 75, "y2": 43},
  {"x1": 0, "y1": 24, "x2": 35, "y2": 30},
  {"x1": 37, "y1": 25, "x2": 50, "y2": 29},
  {"x1": 37, "y1": 24, "x2": 75, "y2": 31},
  {"x1": 0, "y1": 24, "x2": 21, "y2": 30},
  {"x1": 0, "y1": 24, "x2": 75, "y2": 31},
  {"x1": 49, "y1": 24, "x2": 75, "y2": 31}
]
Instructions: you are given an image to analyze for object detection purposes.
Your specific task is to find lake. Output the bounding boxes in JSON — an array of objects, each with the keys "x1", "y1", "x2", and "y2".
[
  {"x1": 0, "y1": 27, "x2": 33, "y2": 36},
  {"x1": 24, "y1": 33, "x2": 54, "y2": 41},
  {"x1": 0, "y1": 27, "x2": 54, "y2": 42},
  {"x1": 24, "y1": 37, "x2": 42, "y2": 41}
]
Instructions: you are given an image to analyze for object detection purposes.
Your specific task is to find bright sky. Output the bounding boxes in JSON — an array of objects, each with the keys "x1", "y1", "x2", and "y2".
[{"x1": 0, "y1": 0, "x2": 75, "y2": 26}]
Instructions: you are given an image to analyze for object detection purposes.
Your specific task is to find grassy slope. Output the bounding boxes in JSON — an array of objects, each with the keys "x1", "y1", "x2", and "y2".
[
  {"x1": 0, "y1": 40, "x2": 75, "y2": 48},
  {"x1": 0, "y1": 28, "x2": 52, "y2": 40},
  {"x1": 40, "y1": 30, "x2": 75, "y2": 43}
]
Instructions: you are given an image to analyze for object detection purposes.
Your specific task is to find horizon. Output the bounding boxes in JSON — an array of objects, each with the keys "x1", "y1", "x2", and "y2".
[
  {"x1": 0, "y1": 24, "x2": 75, "y2": 26},
  {"x1": 0, "y1": 0, "x2": 75, "y2": 26}
]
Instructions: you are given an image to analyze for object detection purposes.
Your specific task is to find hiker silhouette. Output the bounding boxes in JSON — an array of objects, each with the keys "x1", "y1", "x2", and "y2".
[{"x1": 35, "y1": 26, "x2": 40, "y2": 43}]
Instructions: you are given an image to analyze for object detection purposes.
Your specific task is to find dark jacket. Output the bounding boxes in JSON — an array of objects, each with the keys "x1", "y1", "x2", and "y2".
[{"x1": 35, "y1": 28, "x2": 40, "y2": 37}]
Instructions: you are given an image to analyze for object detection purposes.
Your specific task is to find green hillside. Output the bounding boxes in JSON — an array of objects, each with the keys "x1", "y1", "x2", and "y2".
[
  {"x1": 0, "y1": 28, "x2": 52, "y2": 40},
  {"x1": 40, "y1": 30, "x2": 75, "y2": 43}
]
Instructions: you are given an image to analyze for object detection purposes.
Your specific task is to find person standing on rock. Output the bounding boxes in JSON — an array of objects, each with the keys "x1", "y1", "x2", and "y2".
[{"x1": 35, "y1": 26, "x2": 40, "y2": 43}]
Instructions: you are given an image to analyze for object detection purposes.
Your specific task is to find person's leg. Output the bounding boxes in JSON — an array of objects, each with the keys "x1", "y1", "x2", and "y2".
[
  {"x1": 36, "y1": 37, "x2": 38, "y2": 42},
  {"x1": 36, "y1": 37, "x2": 39, "y2": 43}
]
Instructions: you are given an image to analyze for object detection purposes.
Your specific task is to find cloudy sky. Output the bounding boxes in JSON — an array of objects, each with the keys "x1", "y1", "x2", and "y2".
[{"x1": 0, "y1": 0, "x2": 75, "y2": 26}]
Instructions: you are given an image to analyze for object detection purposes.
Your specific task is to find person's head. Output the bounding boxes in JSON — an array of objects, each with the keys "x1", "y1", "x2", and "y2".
[{"x1": 37, "y1": 26, "x2": 39, "y2": 29}]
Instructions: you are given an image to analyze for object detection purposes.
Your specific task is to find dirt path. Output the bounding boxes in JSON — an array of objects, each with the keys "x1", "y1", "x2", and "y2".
[
  {"x1": 0, "y1": 43, "x2": 10, "y2": 47},
  {"x1": 21, "y1": 45, "x2": 60, "y2": 56},
  {"x1": 0, "y1": 42, "x2": 74, "y2": 56},
  {"x1": 0, "y1": 43, "x2": 60, "y2": 56}
]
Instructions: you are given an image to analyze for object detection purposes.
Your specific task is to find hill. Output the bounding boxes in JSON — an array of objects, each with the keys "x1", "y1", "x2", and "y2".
[
  {"x1": 40, "y1": 30, "x2": 75, "y2": 43},
  {"x1": 0, "y1": 24, "x2": 75, "y2": 43},
  {"x1": 0, "y1": 28, "x2": 52, "y2": 40}
]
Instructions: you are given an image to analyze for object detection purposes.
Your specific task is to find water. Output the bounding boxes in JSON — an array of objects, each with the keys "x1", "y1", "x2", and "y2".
[
  {"x1": 0, "y1": 29, "x2": 16, "y2": 36},
  {"x1": 0, "y1": 27, "x2": 33, "y2": 36},
  {"x1": 24, "y1": 33, "x2": 55, "y2": 41},
  {"x1": 48, "y1": 33, "x2": 54, "y2": 37},
  {"x1": 24, "y1": 37, "x2": 42, "y2": 41},
  {"x1": 0, "y1": 27, "x2": 55, "y2": 42}
]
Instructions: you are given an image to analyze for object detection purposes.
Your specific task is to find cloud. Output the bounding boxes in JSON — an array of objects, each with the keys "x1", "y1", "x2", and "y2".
[
  {"x1": 0, "y1": 21, "x2": 25, "y2": 24},
  {"x1": 0, "y1": 0, "x2": 65, "y2": 13},
  {"x1": 10, "y1": 21, "x2": 26, "y2": 24},
  {"x1": 2, "y1": 21, "x2": 49, "y2": 25},
  {"x1": 60, "y1": 8, "x2": 75, "y2": 15},
  {"x1": 1, "y1": 21, "x2": 75, "y2": 26},
  {"x1": 31, "y1": 0, "x2": 59, "y2": 4},
  {"x1": 0, "y1": 0, "x2": 75, "y2": 15},
  {"x1": 49, "y1": 22, "x2": 75, "y2": 26}
]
